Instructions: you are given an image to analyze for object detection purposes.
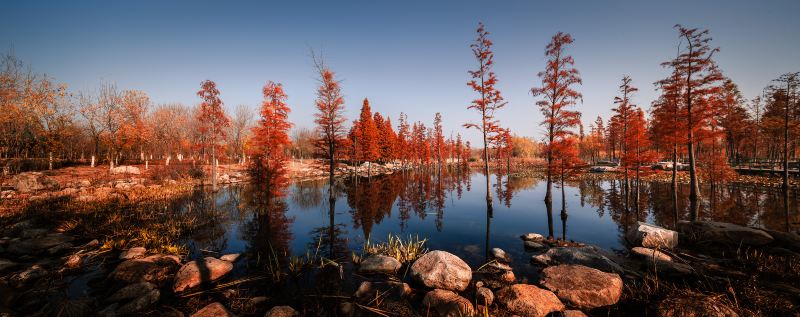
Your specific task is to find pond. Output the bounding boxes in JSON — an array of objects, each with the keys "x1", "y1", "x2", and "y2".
[{"x1": 176, "y1": 169, "x2": 799, "y2": 277}]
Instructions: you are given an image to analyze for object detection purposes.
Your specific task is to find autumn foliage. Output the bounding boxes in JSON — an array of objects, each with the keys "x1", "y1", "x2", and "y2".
[{"x1": 250, "y1": 81, "x2": 292, "y2": 193}]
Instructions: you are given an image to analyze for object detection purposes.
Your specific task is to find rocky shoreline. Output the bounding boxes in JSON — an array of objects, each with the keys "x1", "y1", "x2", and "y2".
[{"x1": 2, "y1": 211, "x2": 799, "y2": 316}]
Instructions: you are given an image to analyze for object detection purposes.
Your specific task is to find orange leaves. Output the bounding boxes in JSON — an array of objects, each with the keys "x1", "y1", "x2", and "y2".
[
  {"x1": 196, "y1": 80, "x2": 230, "y2": 154},
  {"x1": 313, "y1": 67, "x2": 346, "y2": 163},
  {"x1": 250, "y1": 81, "x2": 292, "y2": 191},
  {"x1": 465, "y1": 22, "x2": 506, "y2": 136}
]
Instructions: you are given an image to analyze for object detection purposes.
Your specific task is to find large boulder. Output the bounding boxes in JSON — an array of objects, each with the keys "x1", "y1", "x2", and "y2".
[
  {"x1": 11, "y1": 172, "x2": 59, "y2": 193},
  {"x1": 6, "y1": 233, "x2": 74, "y2": 255},
  {"x1": 173, "y1": 257, "x2": 233, "y2": 292},
  {"x1": 111, "y1": 166, "x2": 141, "y2": 175},
  {"x1": 110, "y1": 254, "x2": 181, "y2": 286},
  {"x1": 763, "y1": 229, "x2": 800, "y2": 253},
  {"x1": 539, "y1": 264, "x2": 623, "y2": 309},
  {"x1": 410, "y1": 251, "x2": 472, "y2": 292},
  {"x1": 107, "y1": 282, "x2": 156, "y2": 302},
  {"x1": 496, "y1": 284, "x2": 564, "y2": 317},
  {"x1": 678, "y1": 221, "x2": 773, "y2": 246},
  {"x1": 264, "y1": 306, "x2": 298, "y2": 317},
  {"x1": 119, "y1": 247, "x2": 147, "y2": 260},
  {"x1": 114, "y1": 289, "x2": 160, "y2": 315},
  {"x1": 358, "y1": 255, "x2": 402, "y2": 275},
  {"x1": 421, "y1": 289, "x2": 475, "y2": 317},
  {"x1": 627, "y1": 222, "x2": 679, "y2": 249},
  {"x1": 190, "y1": 302, "x2": 236, "y2": 317},
  {"x1": 658, "y1": 291, "x2": 739, "y2": 317},
  {"x1": 531, "y1": 246, "x2": 624, "y2": 273},
  {"x1": 631, "y1": 247, "x2": 673, "y2": 262}
]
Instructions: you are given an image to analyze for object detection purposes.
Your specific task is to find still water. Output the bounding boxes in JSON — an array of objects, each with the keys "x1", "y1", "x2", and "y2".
[{"x1": 175, "y1": 170, "x2": 798, "y2": 275}]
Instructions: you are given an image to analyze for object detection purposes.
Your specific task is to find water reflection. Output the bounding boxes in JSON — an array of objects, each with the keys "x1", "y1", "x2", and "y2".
[{"x1": 181, "y1": 171, "x2": 798, "y2": 274}]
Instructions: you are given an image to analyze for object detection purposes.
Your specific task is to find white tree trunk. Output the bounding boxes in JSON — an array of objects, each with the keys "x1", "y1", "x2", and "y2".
[
  {"x1": 91, "y1": 155, "x2": 95, "y2": 167},
  {"x1": 49, "y1": 152, "x2": 53, "y2": 170},
  {"x1": 166, "y1": 156, "x2": 171, "y2": 166},
  {"x1": 145, "y1": 160, "x2": 149, "y2": 170}
]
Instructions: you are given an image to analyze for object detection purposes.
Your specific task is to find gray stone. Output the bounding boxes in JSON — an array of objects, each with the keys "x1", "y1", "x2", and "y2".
[
  {"x1": 631, "y1": 247, "x2": 673, "y2": 262},
  {"x1": 110, "y1": 166, "x2": 141, "y2": 175},
  {"x1": 491, "y1": 248, "x2": 512, "y2": 263},
  {"x1": 421, "y1": 289, "x2": 475, "y2": 317},
  {"x1": 110, "y1": 254, "x2": 181, "y2": 286},
  {"x1": 496, "y1": 284, "x2": 564, "y2": 317},
  {"x1": 190, "y1": 302, "x2": 236, "y2": 317},
  {"x1": 7, "y1": 233, "x2": 74, "y2": 255},
  {"x1": 21, "y1": 228, "x2": 48, "y2": 239},
  {"x1": 173, "y1": 257, "x2": 233, "y2": 292},
  {"x1": 678, "y1": 221, "x2": 773, "y2": 246},
  {"x1": 531, "y1": 246, "x2": 624, "y2": 273},
  {"x1": 120, "y1": 247, "x2": 147, "y2": 260},
  {"x1": 521, "y1": 233, "x2": 545, "y2": 242},
  {"x1": 264, "y1": 306, "x2": 298, "y2": 317},
  {"x1": 539, "y1": 264, "x2": 623, "y2": 309},
  {"x1": 11, "y1": 264, "x2": 47, "y2": 285},
  {"x1": 11, "y1": 172, "x2": 59, "y2": 193},
  {"x1": 410, "y1": 250, "x2": 472, "y2": 292},
  {"x1": 358, "y1": 255, "x2": 402, "y2": 275},
  {"x1": 763, "y1": 229, "x2": 800, "y2": 253},
  {"x1": 107, "y1": 282, "x2": 156, "y2": 302},
  {"x1": 115, "y1": 289, "x2": 160, "y2": 315},
  {"x1": 524, "y1": 240, "x2": 546, "y2": 250},
  {"x1": 627, "y1": 222, "x2": 679, "y2": 249},
  {"x1": 220, "y1": 253, "x2": 241, "y2": 262}
]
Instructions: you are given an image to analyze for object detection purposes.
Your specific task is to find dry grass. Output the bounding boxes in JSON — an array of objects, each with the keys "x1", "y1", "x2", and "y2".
[{"x1": 360, "y1": 234, "x2": 428, "y2": 264}]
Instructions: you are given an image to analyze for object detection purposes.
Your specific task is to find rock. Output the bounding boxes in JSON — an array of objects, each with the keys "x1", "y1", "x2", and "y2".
[
  {"x1": 0, "y1": 259, "x2": 18, "y2": 272},
  {"x1": 531, "y1": 246, "x2": 624, "y2": 273},
  {"x1": 7, "y1": 233, "x2": 74, "y2": 255},
  {"x1": 763, "y1": 229, "x2": 800, "y2": 253},
  {"x1": 564, "y1": 310, "x2": 589, "y2": 317},
  {"x1": 115, "y1": 289, "x2": 160, "y2": 315},
  {"x1": 521, "y1": 233, "x2": 545, "y2": 242},
  {"x1": 108, "y1": 282, "x2": 156, "y2": 302},
  {"x1": 190, "y1": 302, "x2": 236, "y2": 317},
  {"x1": 677, "y1": 221, "x2": 773, "y2": 246},
  {"x1": 110, "y1": 254, "x2": 181, "y2": 286},
  {"x1": 110, "y1": 166, "x2": 141, "y2": 175},
  {"x1": 11, "y1": 172, "x2": 59, "y2": 193},
  {"x1": 496, "y1": 284, "x2": 564, "y2": 317},
  {"x1": 627, "y1": 222, "x2": 679, "y2": 249},
  {"x1": 11, "y1": 264, "x2": 48, "y2": 285},
  {"x1": 500, "y1": 270, "x2": 516, "y2": 283},
  {"x1": 21, "y1": 228, "x2": 48, "y2": 239},
  {"x1": 354, "y1": 281, "x2": 411, "y2": 301},
  {"x1": 64, "y1": 254, "x2": 83, "y2": 269},
  {"x1": 539, "y1": 264, "x2": 623, "y2": 309},
  {"x1": 47, "y1": 242, "x2": 73, "y2": 254},
  {"x1": 220, "y1": 253, "x2": 241, "y2": 262},
  {"x1": 242, "y1": 296, "x2": 268, "y2": 314},
  {"x1": 421, "y1": 289, "x2": 475, "y2": 317},
  {"x1": 410, "y1": 250, "x2": 472, "y2": 292},
  {"x1": 339, "y1": 302, "x2": 354, "y2": 316},
  {"x1": 646, "y1": 258, "x2": 694, "y2": 276},
  {"x1": 173, "y1": 257, "x2": 233, "y2": 292},
  {"x1": 264, "y1": 306, "x2": 298, "y2": 317},
  {"x1": 358, "y1": 255, "x2": 402, "y2": 275},
  {"x1": 491, "y1": 248, "x2": 512, "y2": 263},
  {"x1": 524, "y1": 240, "x2": 546, "y2": 250},
  {"x1": 120, "y1": 247, "x2": 147, "y2": 260},
  {"x1": 631, "y1": 247, "x2": 673, "y2": 262},
  {"x1": 98, "y1": 303, "x2": 119, "y2": 317},
  {"x1": 658, "y1": 291, "x2": 739, "y2": 317},
  {"x1": 475, "y1": 287, "x2": 494, "y2": 306},
  {"x1": 488, "y1": 262, "x2": 512, "y2": 271}
]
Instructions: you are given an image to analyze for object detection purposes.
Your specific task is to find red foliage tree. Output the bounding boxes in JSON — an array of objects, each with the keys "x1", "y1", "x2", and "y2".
[
  {"x1": 313, "y1": 64, "x2": 347, "y2": 189},
  {"x1": 531, "y1": 32, "x2": 582, "y2": 206},
  {"x1": 611, "y1": 75, "x2": 638, "y2": 208},
  {"x1": 433, "y1": 112, "x2": 445, "y2": 168},
  {"x1": 196, "y1": 80, "x2": 230, "y2": 189},
  {"x1": 465, "y1": 22, "x2": 506, "y2": 208},
  {"x1": 250, "y1": 81, "x2": 292, "y2": 195},
  {"x1": 357, "y1": 98, "x2": 379, "y2": 174},
  {"x1": 670, "y1": 25, "x2": 724, "y2": 220}
]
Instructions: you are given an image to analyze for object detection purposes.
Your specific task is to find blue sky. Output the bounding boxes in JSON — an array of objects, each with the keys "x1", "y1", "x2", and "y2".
[{"x1": 2, "y1": 0, "x2": 798, "y2": 144}]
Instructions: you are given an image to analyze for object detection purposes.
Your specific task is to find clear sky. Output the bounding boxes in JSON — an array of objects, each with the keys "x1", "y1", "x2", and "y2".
[{"x1": 2, "y1": 0, "x2": 798, "y2": 144}]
